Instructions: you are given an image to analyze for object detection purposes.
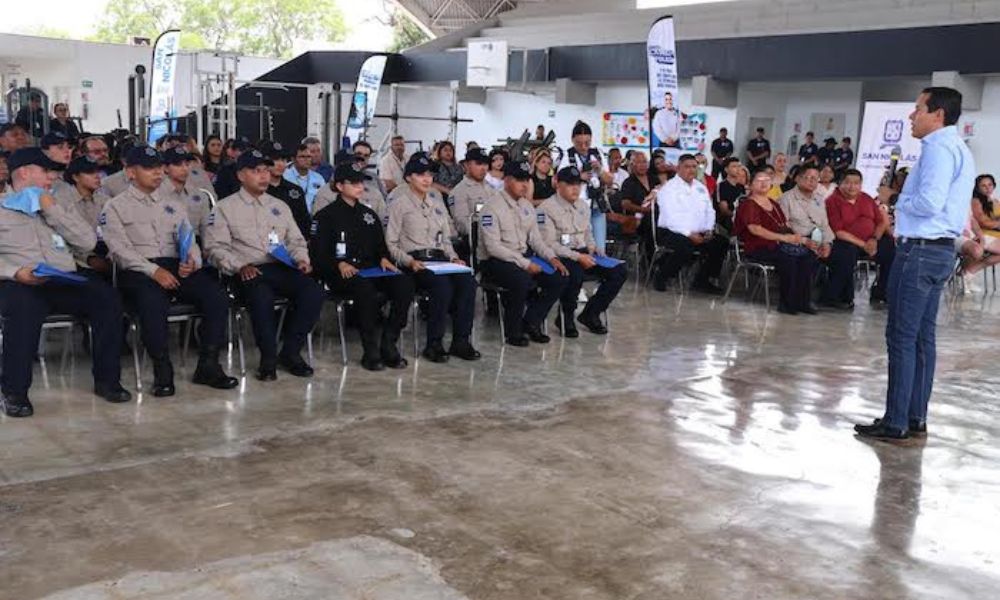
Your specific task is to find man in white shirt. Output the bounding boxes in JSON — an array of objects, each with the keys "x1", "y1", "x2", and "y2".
[
  {"x1": 652, "y1": 92, "x2": 681, "y2": 148},
  {"x1": 653, "y1": 154, "x2": 728, "y2": 293},
  {"x1": 379, "y1": 135, "x2": 408, "y2": 193}
]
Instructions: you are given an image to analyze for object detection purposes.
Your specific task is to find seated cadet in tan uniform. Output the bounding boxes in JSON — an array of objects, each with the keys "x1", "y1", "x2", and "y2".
[
  {"x1": 538, "y1": 166, "x2": 627, "y2": 337},
  {"x1": 157, "y1": 147, "x2": 212, "y2": 239},
  {"x1": 204, "y1": 150, "x2": 325, "y2": 381},
  {"x1": 478, "y1": 159, "x2": 569, "y2": 346},
  {"x1": 385, "y1": 154, "x2": 480, "y2": 362},
  {"x1": 449, "y1": 147, "x2": 498, "y2": 263},
  {"x1": 314, "y1": 149, "x2": 387, "y2": 223},
  {"x1": 55, "y1": 155, "x2": 112, "y2": 275},
  {"x1": 0, "y1": 148, "x2": 130, "y2": 418},
  {"x1": 102, "y1": 145, "x2": 238, "y2": 397}
]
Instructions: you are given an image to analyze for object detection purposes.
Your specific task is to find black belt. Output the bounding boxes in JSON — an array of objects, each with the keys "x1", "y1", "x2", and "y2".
[
  {"x1": 898, "y1": 237, "x2": 954, "y2": 247},
  {"x1": 409, "y1": 248, "x2": 448, "y2": 262}
]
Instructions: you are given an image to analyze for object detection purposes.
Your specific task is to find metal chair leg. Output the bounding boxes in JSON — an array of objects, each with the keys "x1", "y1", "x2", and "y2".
[
  {"x1": 762, "y1": 270, "x2": 771, "y2": 310},
  {"x1": 130, "y1": 321, "x2": 143, "y2": 391},
  {"x1": 495, "y1": 291, "x2": 505, "y2": 341},
  {"x1": 306, "y1": 331, "x2": 314, "y2": 366},
  {"x1": 233, "y1": 311, "x2": 246, "y2": 376},
  {"x1": 411, "y1": 298, "x2": 420, "y2": 357},
  {"x1": 723, "y1": 265, "x2": 741, "y2": 304},
  {"x1": 336, "y1": 303, "x2": 348, "y2": 365},
  {"x1": 60, "y1": 326, "x2": 72, "y2": 373}
]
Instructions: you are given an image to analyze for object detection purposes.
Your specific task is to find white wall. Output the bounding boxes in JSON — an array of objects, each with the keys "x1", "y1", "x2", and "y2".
[{"x1": 959, "y1": 76, "x2": 1000, "y2": 179}]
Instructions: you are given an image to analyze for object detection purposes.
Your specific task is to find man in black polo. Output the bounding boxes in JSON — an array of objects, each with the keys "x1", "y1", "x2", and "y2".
[
  {"x1": 709, "y1": 128, "x2": 734, "y2": 181},
  {"x1": 745, "y1": 127, "x2": 770, "y2": 170},
  {"x1": 832, "y1": 137, "x2": 855, "y2": 180},
  {"x1": 798, "y1": 131, "x2": 819, "y2": 167},
  {"x1": 818, "y1": 137, "x2": 837, "y2": 167}
]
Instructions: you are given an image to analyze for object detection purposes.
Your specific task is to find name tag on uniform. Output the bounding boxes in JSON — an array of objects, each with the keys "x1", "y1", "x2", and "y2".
[
  {"x1": 335, "y1": 241, "x2": 347, "y2": 258},
  {"x1": 268, "y1": 230, "x2": 280, "y2": 246},
  {"x1": 51, "y1": 233, "x2": 67, "y2": 250},
  {"x1": 560, "y1": 233, "x2": 571, "y2": 246},
  {"x1": 475, "y1": 202, "x2": 484, "y2": 213},
  {"x1": 435, "y1": 231, "x2": 443, "y2": 247}
]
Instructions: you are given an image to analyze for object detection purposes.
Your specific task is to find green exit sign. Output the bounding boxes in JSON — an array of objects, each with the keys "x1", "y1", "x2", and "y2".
[{"x1": 81, "y1": 80, "x2": 93, "y2": 88}]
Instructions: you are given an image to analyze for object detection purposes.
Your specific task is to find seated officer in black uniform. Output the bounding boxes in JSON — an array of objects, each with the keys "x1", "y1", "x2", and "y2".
[
  {"x1": 478, "y1": 160, "x2": 569, "y2": 346},
  {"x1": 311, "y1": 162, "x2": 414, "y2": 371},
  {"x1": 385, "y1": 155, "x2": 480, "y2": 363},
  {"x1": 538, "y1": 166, "x2": 628, "y2": 337},
  {"x1": 0, "y1": 148, "x2": 131, "y2": 417},
  {"x1": 102, "y1": 146, "x2": 239, "y2": 397},
  {"x1": 260, "y1": 140, "x2": 311, "y2": 240},
  {"x1": 204, "y1": 150, "x2": 325, "y2": 381}
]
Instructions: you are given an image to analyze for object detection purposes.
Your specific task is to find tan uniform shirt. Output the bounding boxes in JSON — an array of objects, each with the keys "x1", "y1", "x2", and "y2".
[
  {"x1": 156, "y1": 178, "x2": 212, "y2": 237},
  {"x1": 314, "y1": 181, "x2": 387, "y2": 223},
  {"x1": 478, "y1": 190, "x2": 557, "y2": 269},
  {"x1": 204, "y1": 188, "x2": 309, "y2": 275},
  {"x1": 385, "y1": 186, "x2": 457, "y2": 267},
  {"x1": 778, "y1": 187, "x2": 835, "y2": 244},
  {"x1": 379, "y1": 152, "x2": 407, "y2": 187},
  {"x1": 102, "y1": 185, "x2": 202, "y2": 277},
  {"x1": 538, "y1": 193, "x2": 596, "y2": 261},
  {"x1": 54, "y1": 185, "x2": 110, "y2": 267},
  {"x1": 450, "y1": 176, "x2": 499, "y2": 236},
  {"x1": 0, "y1": 198, "x2": 97, "y2": 280},
  {"x1": 99, "y1": 170, "x2": 129, "y2": 198}
]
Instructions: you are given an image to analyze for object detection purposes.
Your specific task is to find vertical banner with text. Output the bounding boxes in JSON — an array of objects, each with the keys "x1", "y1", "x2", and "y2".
[
  {"x1": 343, "y1": 54, "x2": 388, "y2": 149},
  {"x1": 148, "y1": 29, "x2": 181, "y2": 144},
  {"x1": 646, "y1": 16, "x2": 682, "y2": 164},
  {"x1": 857, "y1": 102, "x2": 921, "y2": 196}
]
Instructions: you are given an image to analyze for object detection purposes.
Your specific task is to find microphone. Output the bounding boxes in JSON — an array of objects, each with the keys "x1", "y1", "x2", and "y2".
[{"x1": 882, "y1": 145, "x2": 901, "y2": 188}]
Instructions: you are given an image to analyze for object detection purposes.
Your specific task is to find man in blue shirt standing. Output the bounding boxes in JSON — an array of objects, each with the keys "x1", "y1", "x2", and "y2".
[
  {"x1": 284, "y1": 144, "x2": 325, "y2": 214},
  {"x1": 855, "y1": 87, "x2": 974, "y2": 443}
]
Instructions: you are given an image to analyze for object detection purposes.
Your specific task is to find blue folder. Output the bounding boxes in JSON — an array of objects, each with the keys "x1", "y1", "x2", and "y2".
[
  {"x1": 268, "y1": 243, "x2": 297, "y2": 268},
  {"x1": 33, "y1": 263, "x2": 87, "y2": 284},
  {"x1": 358, "y1": 267, "x2": 401, "y2": 279},
  {"x1": 530, "y1": 256, "x2": 555, "y2": 274},
  {"x1": 177, "y1": 221, "x2": 195, "y2": 263},
  {"x1": 593, "y1": 255, "x2": 624, "y2": 269}
]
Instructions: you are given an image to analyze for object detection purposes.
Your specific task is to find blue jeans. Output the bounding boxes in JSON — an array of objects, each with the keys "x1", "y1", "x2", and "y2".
[
  {"x1": 590, "y1": 209, "x2": 607, "y2": 254},
  {"x1": 882, "y1": 240, "x2": 955, "y2": 430}
]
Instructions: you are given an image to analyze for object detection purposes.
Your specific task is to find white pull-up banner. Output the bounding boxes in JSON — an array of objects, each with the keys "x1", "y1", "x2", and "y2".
[
  {"x1": 647, "y1": 16, "x2": 682, "y2": 164},
  {"x1": 344, "y1": 54, "x2": 388, "y2": 148},
  {"x1": 148, "y1": 29, "x2": 181, "y2": 144},
  {"x1": 857, "y1": 102, "x2": 921, "y2": 196}
]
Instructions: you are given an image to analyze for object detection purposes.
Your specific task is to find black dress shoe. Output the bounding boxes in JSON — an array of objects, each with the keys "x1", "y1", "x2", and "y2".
[
  {"x1": 94, "y1": 383, "x2": 132, "y2": 404},
  {"x1": 652, "y1": 279, "x2": 667, "y2": 292},
  {"x1": 555, "y1": 314, "x2": 579, "y2": 338},
  {"x1": 524, "y1": 324, "x2": 550, "y2": 344},
  {"x1": 361, "y1": 356, "x2": 385, "y2": 371},
  {"x1": 278, "y1": 353, "x2": 314, "y2": 377},
  {"x1": 505, "y1": 334, "x2": 530, "y2": 347},
  {"x1": 421, "y1": 341, "x2": 450, "y2": 363},
  {"x1": 819, "y1": 300, "x2": 852, "y2": 311},
  {"x1": 576, "y1": 312, "x2": 608, "y2": 335},
  {"x1": 873, "y1": 418, "x2": 927, "y2": 437},
  {"x1": 449, "y1": 340, "x2": 482, "y2": 361},
  {"x1": 800, "y1": 304, "x2": 819, "y2": 315},
  {"x1": 152, "y1": 382, "x2": 176, "y2": 397},
  {"x1": 854, "y1": 420, "x2": 913, "y2": 444},
  {"x1": 152, "y1": 359, "x2": 175, "y2": 397},
  {"x1": 383, "y1": 354, "x2": 409, "y2": 369},
  {"x1": 1, "y1": 394, "x2": 33, "y2": 418},
  {"x1": 192, "y1": 364, "x2": 239, "y2": 390},
  {"x1": 256, "y1": 359, "x2": 278, "y2": 381}
]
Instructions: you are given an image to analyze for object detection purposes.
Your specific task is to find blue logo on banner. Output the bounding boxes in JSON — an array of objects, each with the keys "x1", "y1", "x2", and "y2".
[{"x1": 883, "y1": 120, "x2": 904, "y2": 144}]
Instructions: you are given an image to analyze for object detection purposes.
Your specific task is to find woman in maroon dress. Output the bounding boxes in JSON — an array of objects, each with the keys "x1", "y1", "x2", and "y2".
[{"x1": 734, "y1": 170, "x2": 817, "y2": 314}]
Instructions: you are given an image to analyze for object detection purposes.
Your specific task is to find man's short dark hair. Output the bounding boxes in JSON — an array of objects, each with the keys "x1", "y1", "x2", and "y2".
[
  {"x1": 756, "y1": 127, "x2": 765, "y2": 133},
  {"x1": 352, "y1": 140, "x2": 372, "y2": 152},
  {"x1": 842, "y1": 137, "x2": 852, "y2": 144},
  {"x1": 720, "y1": 127, "x2": 728, "y2": 133},
  {"x1": 677, "y1": 153, "x2": 696, "y2": 164},
  {"x1": 843, "y1": 168, "x2": 863, "y2": 180},
  {"x1": 798, "y1": 164, "x2": 820, "y2": 177},
  {"x1": 296, "y1": 144, "x2": 310, "y2": 154},
  {"x1": 922, "y1": 86, "x2": 962, "y2": 126},
  {"x1": 806, "y1": 131, "x2": 814, "y2": 137},
  {"x1": 391, "y1": 135, "x2": 404, "y2": 142},
  {"x1": 723, "y1": 157, "x2": 741, "y2": 167}
]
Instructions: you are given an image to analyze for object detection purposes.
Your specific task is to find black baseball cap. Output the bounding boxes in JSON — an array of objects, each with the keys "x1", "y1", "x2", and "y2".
[
  {"x1": 556, "y1": 165, "x2": 583, "y2": 185},
  {"x1": 124, "y1": 145, "x2": 163, "y2": 168},
  {"x1": 463, "y1": 148, "x2": 489, "y2": 164},
  {"x1": 504, "y1": 159, "x2": 532, "y2": 181},
  {"x1": 64, "y1": 155, "x2": 102, "y2": 181},
  {"x1": 7, "y1": 147, "x2": 64, "y2": 172},
  {"x1": 236, "y1": 149, "x2": 274, "y2": 171},
  {"x1": 333, "y1": 161, "x2": 370, "y2": 184},
  {"x1": 162, "y1": 146, "x2": 193, "y2": 165},
  {"x1": 40, "y1": 131, "x2": 71, "y2": 149},
  {"x1": 404, "y1": 154, "x2": 433, "y2": 178},
  {"x1": 259, "y1": 139, "x2": 292, "y2": 160}
]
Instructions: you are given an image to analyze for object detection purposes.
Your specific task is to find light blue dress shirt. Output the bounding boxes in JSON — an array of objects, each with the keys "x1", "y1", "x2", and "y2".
[
  {"x1": 283, "y1": 167, "x2": 325, "y2": 213},
  {"x1": 895, "y1": 125, "x2": 975, "y2": 239}
]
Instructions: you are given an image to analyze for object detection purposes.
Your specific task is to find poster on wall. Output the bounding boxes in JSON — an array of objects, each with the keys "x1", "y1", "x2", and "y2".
[
  {"x1": 602, "y1": 112, "x2": 648, "y2": 148},
  {"x1": 148, "y1": 29, "x2": 181, "y2": 144},
  {"x1": 646, "y1": 15, "x2": 683, "y2": 163},
  {"x1": 857, "y1": 102, "x2": 921, "y2": 196},
  {"x1": 680, "y1": 112, "x2": 708, "y2": 153}
]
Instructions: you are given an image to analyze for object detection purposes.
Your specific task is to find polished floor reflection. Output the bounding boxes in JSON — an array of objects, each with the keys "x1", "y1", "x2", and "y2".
[{"x1": 2, "y1": 283, "x2": 999, "y2": 599}]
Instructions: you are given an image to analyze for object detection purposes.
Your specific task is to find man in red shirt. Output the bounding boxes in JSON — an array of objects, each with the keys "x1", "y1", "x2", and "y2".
[{"x1": 821, "y1": 169, "x2": 896, "y2": 309}]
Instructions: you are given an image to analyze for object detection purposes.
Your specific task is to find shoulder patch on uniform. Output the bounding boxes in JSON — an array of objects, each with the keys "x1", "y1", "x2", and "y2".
[
  {"x1": 271, "y1": 207, "x2": 281, "y2": 216},
  {"x1": 536, "y1": 212, "x2": 546, "y2": 224},
  {"x1": 481, "y1": 214, "x2": 493, "y2": 227},
  {"x1": 208, "y1": 211, "x2": 216, "y2": 226},
  {"x1": 165, "y1": 205, "x2": 175, "y2": 214}
]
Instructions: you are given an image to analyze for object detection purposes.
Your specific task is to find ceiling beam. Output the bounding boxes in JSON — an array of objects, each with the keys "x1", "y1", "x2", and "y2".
[{"x1": 390, "y1": 0, "x2": 445, "y2": 37}]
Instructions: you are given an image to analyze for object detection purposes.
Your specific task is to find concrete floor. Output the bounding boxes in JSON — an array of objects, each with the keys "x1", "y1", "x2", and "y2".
[{"x1": 1, "y1": 280, "x2": 999, "y2": 599}]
